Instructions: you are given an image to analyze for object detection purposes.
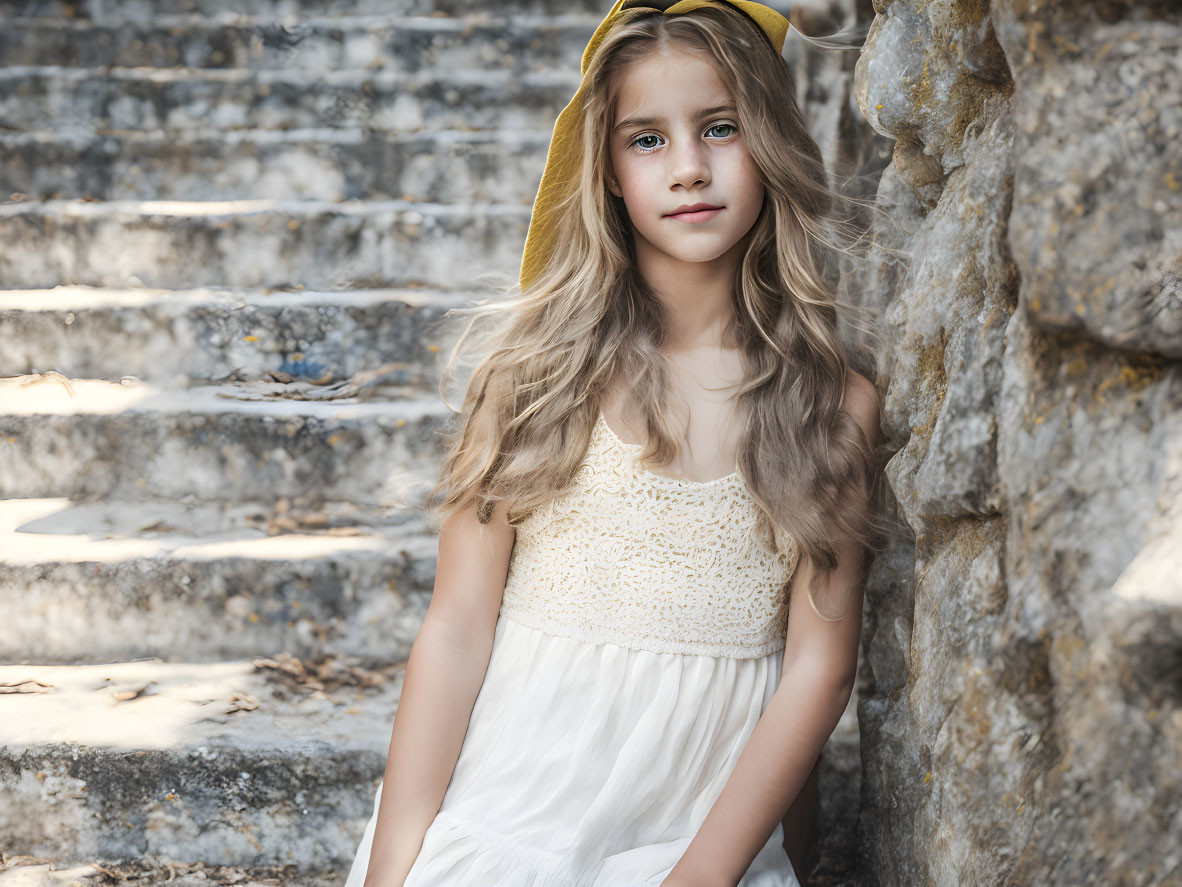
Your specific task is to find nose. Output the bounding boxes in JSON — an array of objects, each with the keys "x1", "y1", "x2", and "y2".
[{"x1": 669, "y1": 137, "x2": 710, "y2": 190}]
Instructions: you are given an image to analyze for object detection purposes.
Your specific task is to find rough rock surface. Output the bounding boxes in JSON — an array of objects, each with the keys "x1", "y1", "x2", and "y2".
[{"x1": 850, "y1": 1, "x2": 1181, "y2": 884}]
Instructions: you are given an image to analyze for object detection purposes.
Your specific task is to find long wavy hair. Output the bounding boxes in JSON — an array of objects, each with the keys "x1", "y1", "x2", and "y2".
[{"x1": 423, "y1": 1, "x2": 894, "y2": 621}]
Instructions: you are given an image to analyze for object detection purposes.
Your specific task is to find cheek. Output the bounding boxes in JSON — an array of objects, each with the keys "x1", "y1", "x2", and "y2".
[
  {"x1": 737, "y1": 153, "x2": 762, "y2": 193},
  {"x1": 617, "y1": 171, "x2": 655, "y2": 212},
  {"x1": 613, "y1": 159, "x2": 641, "y2": 195},
  {"x1": 736, "y1": 162, "x2": 765, "y2": 211},
  {"x1": 609, "y1": 146, "x2": 637, "y2": 191}
]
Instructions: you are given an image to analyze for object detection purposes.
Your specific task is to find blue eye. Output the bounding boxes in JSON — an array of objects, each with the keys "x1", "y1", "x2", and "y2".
[
  {"x1": 632, "y1": 134, "x2": 662, "y2": 154},
  {"x1": 629, "y1": 122, "x2": 738, "y2": 155}
]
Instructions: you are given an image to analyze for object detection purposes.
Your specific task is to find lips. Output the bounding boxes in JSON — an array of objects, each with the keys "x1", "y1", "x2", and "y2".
[
  {"x1": 666, "y1": 203, "x2": 723, "y2": 216},
  {"x1": 665, "y1": 205, "x2": 724, "y2": 224}
]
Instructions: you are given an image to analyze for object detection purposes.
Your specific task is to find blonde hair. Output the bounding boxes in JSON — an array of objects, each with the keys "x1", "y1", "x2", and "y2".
[{"x1": 423, "y1": 2, "x2": 895, "y2": 621}]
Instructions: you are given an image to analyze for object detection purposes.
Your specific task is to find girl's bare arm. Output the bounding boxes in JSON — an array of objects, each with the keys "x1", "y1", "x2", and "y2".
[{"x1": 362, "y1": 494, "x2": 517, "y2": 887}]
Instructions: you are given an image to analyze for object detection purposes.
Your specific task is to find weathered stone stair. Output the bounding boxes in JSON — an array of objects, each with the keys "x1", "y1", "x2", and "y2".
[
  {"x1": 1, "y1": 657, "x2": 402, "y2": 873},
  {"x1": 0, "y1": 0, "x2": 841, "y2": 885},
  {"x1": 0, "y1": 129, "x2": 553, "y2": 201},
  {"x1": 0, "y1": 2, "x2": 601, "y2": 881}
]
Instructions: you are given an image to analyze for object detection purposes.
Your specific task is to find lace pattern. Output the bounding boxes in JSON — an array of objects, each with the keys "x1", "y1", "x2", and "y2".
[{"x1": 499, "y1": 413, "x2": 799, "y2": 659}]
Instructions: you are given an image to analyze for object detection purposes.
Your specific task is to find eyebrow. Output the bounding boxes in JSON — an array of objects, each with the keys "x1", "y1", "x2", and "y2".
[{"x1": 613, "y1": 103, "x2": 738, "y2": 132}]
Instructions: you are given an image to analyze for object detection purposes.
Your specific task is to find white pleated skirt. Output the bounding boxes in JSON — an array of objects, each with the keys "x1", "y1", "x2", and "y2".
[{"x1": 344, "y1": 613, "x2": 801, "y2": 887}]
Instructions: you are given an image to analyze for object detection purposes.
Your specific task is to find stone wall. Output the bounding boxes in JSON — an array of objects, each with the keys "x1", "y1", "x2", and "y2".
[{"x1": 849, "y1": 1, "x2": 1181, "y2": 883}]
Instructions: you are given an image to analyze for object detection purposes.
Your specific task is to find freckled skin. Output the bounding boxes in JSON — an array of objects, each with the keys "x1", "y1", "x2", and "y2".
[{"x1": 607, "y1": 47, "x2": 766, "y2": 276}]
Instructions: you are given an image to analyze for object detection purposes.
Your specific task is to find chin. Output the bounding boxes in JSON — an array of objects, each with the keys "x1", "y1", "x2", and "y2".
[{"x1": 662, "y1": 244, "x2": 738, "y2": 263}]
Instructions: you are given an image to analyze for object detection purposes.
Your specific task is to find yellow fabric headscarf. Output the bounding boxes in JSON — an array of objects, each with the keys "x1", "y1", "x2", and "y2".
[{"x1": 518, "y1": 0, "x2": 791, "y2": 292}]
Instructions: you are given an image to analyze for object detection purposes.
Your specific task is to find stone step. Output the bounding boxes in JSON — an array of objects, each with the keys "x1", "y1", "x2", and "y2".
[
  {"x1": 0, "y1": 126, "x2": 549, "y2": 202},
  {"x1": 0, "y1": 0, "x2": 610, "y2": 20},
  {"x1": 0, "y1": 496, "x2": 439, "y2": 665},
  {"x1": 0, "y1": 860, "x2": 339, "y2": 886},
  {"x1": 0, "y1": 377, "x2": 454, "y2": 504},
  {"x1": 0, "y1": 656, "x2": 400, "y2": 868},
  {"x1": 0, "y1": 285, "x2": 467, "y2": 384},
  {"x1": 0, "y1": 13, "x2": 599, "y2": 72},
  {"x1": 0, "y1": 198, "x2": 530, "y2": 289},
  {"x1": 0, "y1": 65, "x2": 579, "y2": 133}
]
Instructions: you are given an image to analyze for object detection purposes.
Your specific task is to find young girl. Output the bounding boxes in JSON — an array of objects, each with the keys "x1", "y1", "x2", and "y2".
[{"x1": 346, "y1": 1, "x2": 885, "y2": 885}]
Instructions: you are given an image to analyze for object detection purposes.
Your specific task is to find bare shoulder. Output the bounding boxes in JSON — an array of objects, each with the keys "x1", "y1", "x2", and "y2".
[{"x1": 843, "y1": 368, "x2": 880, "y2": 451}]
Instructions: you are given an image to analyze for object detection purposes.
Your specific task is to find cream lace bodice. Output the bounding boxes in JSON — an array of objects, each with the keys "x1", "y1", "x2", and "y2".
[{"x1": 498, "y1": 411, "x2": 799, "y2": 659}]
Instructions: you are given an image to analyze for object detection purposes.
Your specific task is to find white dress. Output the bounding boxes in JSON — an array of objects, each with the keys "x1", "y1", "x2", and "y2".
[{"x1": 344, "y1": 411, "x2": 802, "y2": 887}]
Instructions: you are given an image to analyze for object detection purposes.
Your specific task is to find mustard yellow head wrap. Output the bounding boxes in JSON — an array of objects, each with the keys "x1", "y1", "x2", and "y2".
[{"x1": 517, "y1": 0, "x2": 791, "y2": 292}]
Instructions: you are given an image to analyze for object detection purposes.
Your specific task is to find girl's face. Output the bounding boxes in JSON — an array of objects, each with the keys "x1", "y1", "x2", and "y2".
[{"x1": 607, "y1": 46, "x2": 765, "y2": 273}]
